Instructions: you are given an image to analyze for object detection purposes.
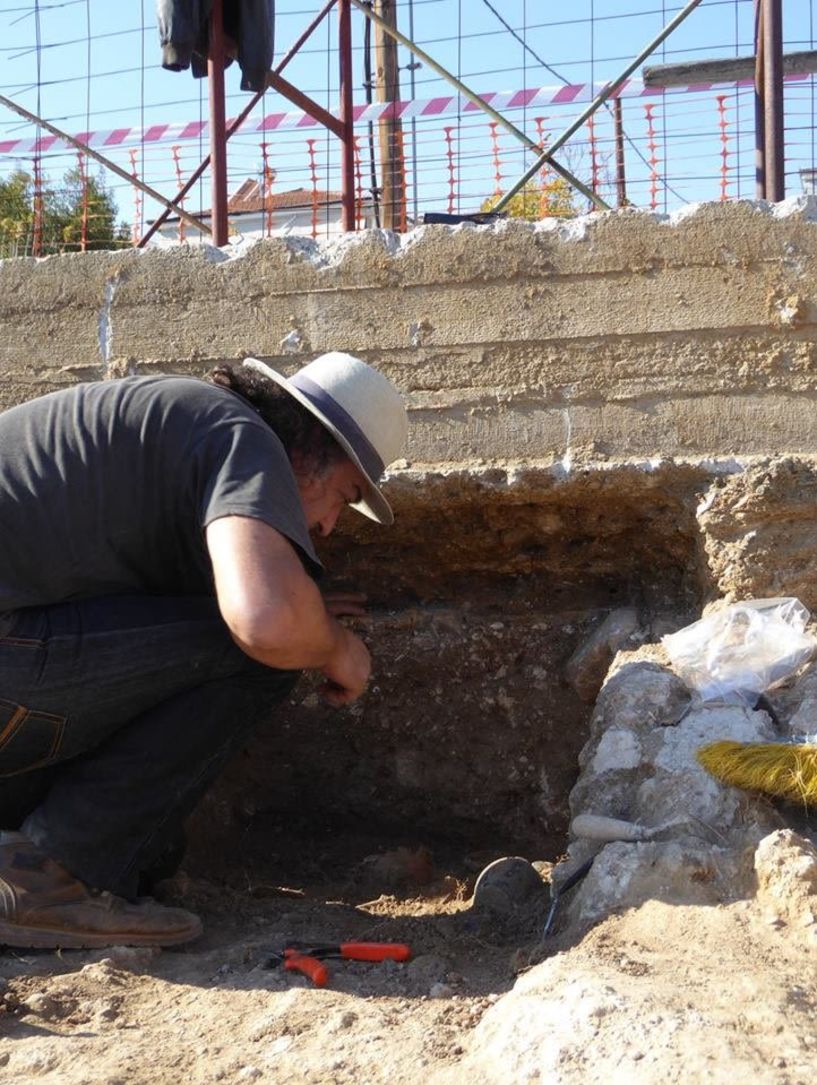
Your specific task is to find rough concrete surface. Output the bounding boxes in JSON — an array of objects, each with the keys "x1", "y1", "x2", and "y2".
[{"x1": 3, "y1": 198, "x2": 817, "y2": 463}]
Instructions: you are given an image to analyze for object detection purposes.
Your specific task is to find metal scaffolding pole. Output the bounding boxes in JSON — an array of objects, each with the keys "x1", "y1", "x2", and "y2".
[
  {"x1": 338, "y1": 0, "x2": 356, "y2": 231},
  {"x1": 754, "y1": 0, "x2": 766, "y2": 197},
  {"x1": 493, "y1": 0, "x2": 704, "y2": 211},
  {"x1": 207, "y1": 0, "x2": 229, "y2": 246},
  {"x1": 762, "y1": 0, "x2": 785, "y2": 200}
]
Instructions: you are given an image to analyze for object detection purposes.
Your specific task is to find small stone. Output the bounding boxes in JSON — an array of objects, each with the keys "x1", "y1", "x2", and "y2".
[
  {"x1": 236, "y1": 1068, "x2": 262, "y2": 1082},
  {"x1": 471, "y1": 857, "x2": 546, "y2": 915},
  {"x1": 565, "y1": 607, "x2": 640, "y2": 702},
  {"x1": 406, "y1": 954, "x2": 449, "y2": 986},
  {"x1": 105, "y1": 945, "x2": 161, "y2": 971},
  {"x1": 332, "y1": 1010, "x2": 358, "y2": 1031},
  {"x1": 21, "y1": 992, "x2": 57, "y2": 1017},
  {"x1": 14, "y1": 1052, "x2": 58, "y2": 1074}
]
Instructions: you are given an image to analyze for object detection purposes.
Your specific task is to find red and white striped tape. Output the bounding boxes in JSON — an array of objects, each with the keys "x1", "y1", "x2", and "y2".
[{"x1": 0, "y1": 74, "x2": 811, "y2": 157}]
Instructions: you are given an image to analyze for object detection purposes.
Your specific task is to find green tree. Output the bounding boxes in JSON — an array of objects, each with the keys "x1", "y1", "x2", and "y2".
[
  {"x1": 54, "y1": 167, "x2": 124, "y2": 251},
  {"x1": 0, "y1": 170, "x2": 34, "y2": 257},
  {"x1": 481, "y1": 176, "x2": 577, "y2": 221},
  {"x1": 0, "y1": 164, "x2": 126, "y2": 258}
]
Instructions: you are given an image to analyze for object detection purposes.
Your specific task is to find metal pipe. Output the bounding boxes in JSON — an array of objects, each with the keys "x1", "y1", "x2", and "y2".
[
  {"x1": 614, "y1": 98, "x2": 627, "y2": 207},
  {"x1": 754, "y1": 0, "x2": 766, "y2": 198},
  {"x1": 138, "y1": 0, "x2": 338, "y2": 247},
  {"x1": 208, "y1": 0, "x2": 229, "y2": 246},
  {"x1": 494, "y1": 0, "x2": 704, "y2": 210},
  {"x1": 266, "y1": 71, "x2": 344, "y2": 137},
  {"x1": 0, "y1": 92, "x2": 212, "y2": 237},
  {"x1": 762, "y1": 0, "x2": 785, "y2": 201},
  {"x1": 348, "y1": 0, "x2": 608, "y2": 210},
  {"x1": 338, "y1": 0, "x2": 356, "y2": 231},
  {"x1": 407, "y1": 0, "x2": 419, "y2": 224}
]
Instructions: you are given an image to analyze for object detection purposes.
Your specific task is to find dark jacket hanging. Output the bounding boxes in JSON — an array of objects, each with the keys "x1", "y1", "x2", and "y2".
[{"x1": 156, "y1": 0, "x2": 275, "y2": 93}]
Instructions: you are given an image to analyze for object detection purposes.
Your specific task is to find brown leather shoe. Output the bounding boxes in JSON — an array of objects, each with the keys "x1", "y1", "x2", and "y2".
[{"x1": 0, "y1": 841, "x2": 203, "y2": 949}]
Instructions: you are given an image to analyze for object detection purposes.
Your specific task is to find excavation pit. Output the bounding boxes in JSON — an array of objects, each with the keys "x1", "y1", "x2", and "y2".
[{"x1": 185, "y1": 464, "x2": 709, "y2": 892}]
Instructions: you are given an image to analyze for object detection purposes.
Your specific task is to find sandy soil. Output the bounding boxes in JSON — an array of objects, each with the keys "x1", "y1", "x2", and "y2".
[{"x1": 1, "y1": 837, "x2": 816, "y2": 1085}]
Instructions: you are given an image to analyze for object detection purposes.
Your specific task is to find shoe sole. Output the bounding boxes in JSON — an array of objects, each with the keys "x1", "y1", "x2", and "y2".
[{"x1": 0, "y1": 916, "x2": 203, "y2": 950}]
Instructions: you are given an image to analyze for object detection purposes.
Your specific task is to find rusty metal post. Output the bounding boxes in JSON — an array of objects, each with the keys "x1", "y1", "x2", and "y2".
[
  {"x1": 338, "y1": 0, "x2": 356, "y2": 232},
  {"x1": 754, "y1": 0, "x2": 766, "y2": 197},
  {"x1": 208, "y1": 0, "x2": 229, "y2": 246},
  {"x1": 762, "y1": 0, "x2": 785, "y2": 201},
  {"x1": 613, "y1": 98, "x2": 627, "y2": 207}
]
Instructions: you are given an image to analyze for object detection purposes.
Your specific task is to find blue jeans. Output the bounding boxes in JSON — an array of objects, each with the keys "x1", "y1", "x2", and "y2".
[{"x1": 0, "y1": 595, "x2": 299, "y2": 898}]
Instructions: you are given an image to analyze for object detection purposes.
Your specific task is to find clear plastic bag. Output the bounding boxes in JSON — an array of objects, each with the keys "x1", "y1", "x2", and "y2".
[{"x1": 661, "y1": 597, "x2": 817, "y2": 707}]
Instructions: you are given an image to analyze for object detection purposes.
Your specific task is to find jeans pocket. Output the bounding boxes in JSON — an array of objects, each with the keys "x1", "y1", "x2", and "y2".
[
  {"x1": 0, "y1": 608, "x2": 46, "y2": 647},
  {"x1": 0, "y1": 698, "x2": 66, "y2": 777}
]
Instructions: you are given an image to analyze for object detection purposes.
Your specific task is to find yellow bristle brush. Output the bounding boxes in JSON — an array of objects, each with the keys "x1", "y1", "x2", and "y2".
[{"x1": 697, "y1": 739, "x2": 817, "y2": 805}]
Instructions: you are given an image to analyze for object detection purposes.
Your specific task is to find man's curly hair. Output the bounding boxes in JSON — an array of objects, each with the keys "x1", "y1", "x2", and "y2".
[{"x1": 207, "y1": 363, "x2": 347, "y2": 478}]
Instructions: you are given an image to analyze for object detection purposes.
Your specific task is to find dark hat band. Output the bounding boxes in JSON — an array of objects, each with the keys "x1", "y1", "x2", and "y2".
[{"x1": 289, "y1": 372, "x2": 385, "y2": 482}]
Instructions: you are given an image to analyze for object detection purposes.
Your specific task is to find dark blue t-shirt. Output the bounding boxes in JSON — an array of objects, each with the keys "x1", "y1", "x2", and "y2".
[{"x1": 0, "y1": 375, "x2": 319, "y2": 612}]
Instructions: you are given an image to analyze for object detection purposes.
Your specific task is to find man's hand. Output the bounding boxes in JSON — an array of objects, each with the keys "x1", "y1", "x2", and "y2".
[{"x1": 320, "y1": 623, "x2": 371, "y2": 706}]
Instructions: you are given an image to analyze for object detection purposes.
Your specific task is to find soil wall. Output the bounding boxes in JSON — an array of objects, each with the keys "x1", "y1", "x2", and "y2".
[{"x1": 2, "y1": 198, "x2": 817, "y2": 871}]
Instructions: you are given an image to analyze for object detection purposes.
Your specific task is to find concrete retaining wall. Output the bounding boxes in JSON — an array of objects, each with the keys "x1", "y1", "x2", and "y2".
[{"x1": 3, "y1": 198, "x2": 817, "y2": 466}]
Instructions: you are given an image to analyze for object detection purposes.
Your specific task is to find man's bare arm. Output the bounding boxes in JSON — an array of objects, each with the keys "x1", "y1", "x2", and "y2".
[{"x1": 206, "y1": 515, "x2": 370, "y2": 704}]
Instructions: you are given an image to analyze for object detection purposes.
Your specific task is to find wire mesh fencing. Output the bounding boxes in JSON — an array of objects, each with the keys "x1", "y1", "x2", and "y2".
[{"x1": 0, "y1": 0, "x2": 815, "y2": 253}]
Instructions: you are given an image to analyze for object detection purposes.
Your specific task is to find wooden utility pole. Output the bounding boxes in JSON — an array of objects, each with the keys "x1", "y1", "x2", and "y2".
[
  {"x1": 761, "y1": 0, "x2": 785, "y2": 201},
  {"x1": 374, "y1": 0, "x2": 406, "y2": 230}
]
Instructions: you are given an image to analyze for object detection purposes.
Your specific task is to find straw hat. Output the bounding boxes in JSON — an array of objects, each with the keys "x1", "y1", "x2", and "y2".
[{"x1": 243, "y1": 352, "x2": 408, "y2": 525}]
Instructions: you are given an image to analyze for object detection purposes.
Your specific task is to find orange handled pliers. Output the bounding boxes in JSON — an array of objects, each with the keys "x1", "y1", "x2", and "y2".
[{"x1": 263, "y1": 941, "x2": 412, "y2": 988}]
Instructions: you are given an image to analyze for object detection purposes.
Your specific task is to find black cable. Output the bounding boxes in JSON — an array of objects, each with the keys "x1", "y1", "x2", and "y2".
[
  {"x1": 478, "y1": 0, "x2": 571, "y2": 86},
  {"x1": 362, "y1": 1, "x2": 381, "y2": 227}
]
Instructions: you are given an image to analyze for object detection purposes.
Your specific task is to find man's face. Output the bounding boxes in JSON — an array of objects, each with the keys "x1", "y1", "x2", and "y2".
[{"x1": 294, "y1": 456, "x2": 368, "y2": 538}]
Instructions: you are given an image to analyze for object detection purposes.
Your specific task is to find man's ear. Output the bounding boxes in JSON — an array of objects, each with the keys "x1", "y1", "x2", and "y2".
[
  {"x1": 289, "y1": 451, "x2": 320, "y2": 494},
  {"x1": 289, "y1": 449, "x2": 309, "y2": 478}
]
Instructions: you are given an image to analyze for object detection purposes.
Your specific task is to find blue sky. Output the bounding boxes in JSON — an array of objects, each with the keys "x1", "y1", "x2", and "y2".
[{"x1": 0, "y1": 0, "x2": 815, "y2": 231}]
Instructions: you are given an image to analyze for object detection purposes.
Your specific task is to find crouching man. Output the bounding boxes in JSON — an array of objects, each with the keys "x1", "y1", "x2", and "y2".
[{"x1": 0, "y1": 352, "x2": 407, "y2": 948}]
